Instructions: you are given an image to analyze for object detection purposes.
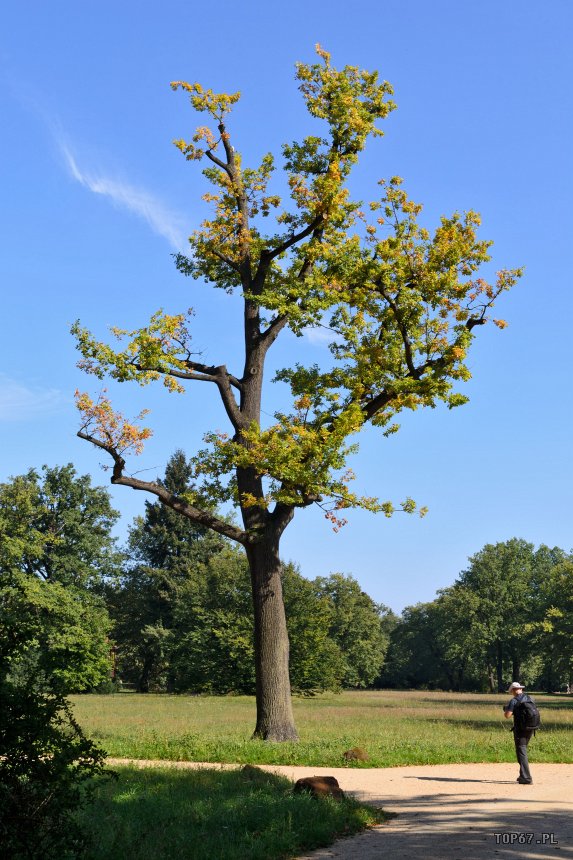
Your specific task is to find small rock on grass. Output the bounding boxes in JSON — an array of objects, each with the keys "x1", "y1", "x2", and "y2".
[
  {"x1": 343, "y1": 747, "x2": 369, "y2": 762},
  {"x1": 293, "y1": 776, "x2": 345, "y2": 800}
]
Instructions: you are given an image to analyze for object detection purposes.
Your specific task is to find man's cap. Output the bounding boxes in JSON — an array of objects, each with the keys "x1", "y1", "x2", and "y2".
[{"x1": 507, "y1": 681, "x2": 524, "y2": 692}]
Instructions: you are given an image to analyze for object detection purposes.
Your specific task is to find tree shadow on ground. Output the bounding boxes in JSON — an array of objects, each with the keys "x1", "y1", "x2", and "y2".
[
  {"x1": 418, "y1": 695, "x2": 573, "y2": 712},
  {"x1": 403, "y1": 776, "x2": 515, "y2": 784},
  {"x1": 432, "y1": 716, "x2": 568, "y2": 732},
  {"x1": 356, "y1": 803, "x2": 572, "y2": 858},
  {"x1": 78, "y1": 765, "x2": 382, "y2": 860}
]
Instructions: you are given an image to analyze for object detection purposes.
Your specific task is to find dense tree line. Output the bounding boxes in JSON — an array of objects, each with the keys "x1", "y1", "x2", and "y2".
[
  {"x1": 379, "y1": 539, "x2": 573, "y2": 692},
  {"x1": 2, "y1": 458, "x2": 571, "y2": 704},
  {"x1": 0, "y1": 455, "x2": 393, "y2": 700}
]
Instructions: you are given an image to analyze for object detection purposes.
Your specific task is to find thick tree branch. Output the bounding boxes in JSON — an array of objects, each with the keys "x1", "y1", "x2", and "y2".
[
  {"x1": 260, "y1": 314, "x2": 289, "y2": 348},
  {"x1": 127, "y1": 359, "x2": 243, "y2": 428},
  {"x1": 466, "y1": 313, "x2": 487, "y2": 331},
  {"x1": 77, "y1": 430, "x2": 252, "y2": 545},
  {"x1": 210, "y1": 247, "x2": 242, "y2": 273},
  {"x1": 376, "y1": 280, "x2": 419, "y2": 378},
  {"x1": 253, "y1": 216, "x2": 325, "y2": 293},
  {"x1": 269, "y1": 501, "x2": 296, "y2": 536},
  {"x1": 213, "y1": 367, "x2": 244, "y2": 429},
  {"x1": 205, "y1": 148, "x2": 232, "y2": 177},
  {"x1": 184, "y1": 361, "x2": 243, "y2": 390}
]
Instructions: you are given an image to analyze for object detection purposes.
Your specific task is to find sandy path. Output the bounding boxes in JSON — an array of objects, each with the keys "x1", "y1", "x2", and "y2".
[{"x1": 107, "y1": 759, "x2": 573, "y2": 859}]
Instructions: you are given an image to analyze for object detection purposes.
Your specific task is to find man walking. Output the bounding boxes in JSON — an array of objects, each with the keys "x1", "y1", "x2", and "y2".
[{"x1": 504, "y1": 681, "x2": 534, "y2": 785}]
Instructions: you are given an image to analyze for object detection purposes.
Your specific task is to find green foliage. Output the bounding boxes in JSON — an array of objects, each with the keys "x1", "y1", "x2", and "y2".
[
  {"x1": 381, "y1": 539, "x2": 573, "y2": 692},
  {"x1": 282, "y1": 567, "x2": 345, "y2": 694},
  {"x1": 380, "y1": 601, "x2": 449, "y2": 689},
  {"x1": 169, "y1": 548, "x2": 257, "y2": 694},
  {"x1": 167, "y1": 559, "x2": 373, "y2": 696},
  {"x1": 0, "y1": 464, "x2": 121, "y2": 589},
  {"x1": 315, "y1": 573, "x2": 393, "y2": 687},
  {"x1": 110, "y1": 451, "x2": 228, "y2": 692},
  {"x1": 529, "y1": 559, "x2": 573, "y2": 688},
  {"x1": 0, "y1": 463, "x2": 116, "y2": 694},
  {"x1": 0, "y1": 569, "x2": 109, "y2": 858},
  {"x1": 1, "y1": 571, "x2": 112, "y2": 694}
]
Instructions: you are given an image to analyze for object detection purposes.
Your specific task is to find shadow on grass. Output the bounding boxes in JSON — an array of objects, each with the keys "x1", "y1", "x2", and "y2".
[
  {"x1": 417, "y1": 694, "x2": 573, "y2": 710},
  {"x1": 433, "y1": 717, "x2": 570, "y2": 732},
  {"x1": 78, "y1": 765, "x2": 385, "y2": 860}
]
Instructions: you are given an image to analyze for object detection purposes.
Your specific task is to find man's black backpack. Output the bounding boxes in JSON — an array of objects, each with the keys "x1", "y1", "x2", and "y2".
[{"x1": 513, "y1": 695, "x2": 541, "y2": 733}]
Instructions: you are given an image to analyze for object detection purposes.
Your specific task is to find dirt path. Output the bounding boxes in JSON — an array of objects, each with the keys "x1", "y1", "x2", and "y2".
[{"x1": 107, "y1": 759, "x2": 573, "y2": 859}]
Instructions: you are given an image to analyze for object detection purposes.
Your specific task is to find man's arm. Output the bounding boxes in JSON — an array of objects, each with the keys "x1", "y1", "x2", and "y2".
[{"x1": 504, "y1": 698, "x2": 515, "y2": 719}]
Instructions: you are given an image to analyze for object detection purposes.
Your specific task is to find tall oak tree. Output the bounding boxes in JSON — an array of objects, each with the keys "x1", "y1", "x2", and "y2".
[{"x1": 73, "y1": 46, "x2": 521, "y2": 740}]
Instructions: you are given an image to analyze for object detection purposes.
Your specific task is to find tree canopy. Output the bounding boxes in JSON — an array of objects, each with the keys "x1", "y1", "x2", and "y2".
[
  {"x1": 381, "y1": 539, "x2": 573, "y2": 692},
  {"x1": 0, "y1": 464, "x2": 121, "y2": 590}
]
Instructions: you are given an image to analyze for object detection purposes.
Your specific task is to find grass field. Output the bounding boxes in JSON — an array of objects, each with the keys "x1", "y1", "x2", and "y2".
[
  {"x1": 76, "y1": 766, "x2": 384, "y2": 860},
  {"x1": 71, "y1": 690, "x2": 573, "y2": 767}
]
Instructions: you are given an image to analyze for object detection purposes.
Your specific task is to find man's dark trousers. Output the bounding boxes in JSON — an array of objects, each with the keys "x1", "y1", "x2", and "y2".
[{"x1": 514, "y1": 729, "x2": 533, "y2": 782}]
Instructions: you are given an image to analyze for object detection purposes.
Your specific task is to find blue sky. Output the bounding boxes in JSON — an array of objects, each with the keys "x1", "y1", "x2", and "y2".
[{"x1": 1, "y1": 1, "x2": 572, "y2": 612}]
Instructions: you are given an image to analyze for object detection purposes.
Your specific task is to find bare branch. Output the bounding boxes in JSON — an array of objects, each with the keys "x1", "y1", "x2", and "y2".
[
  {"x1": 258, "y1": 215, "x2": 325, "y2": 274},
  {"x1": 466, "y1": 313, "x2": 487, "y2": 331},
  {"x1": 184, "y1": 361, "x2": 243, "y2": 391},
  {"x1": 213, "y1": 367, "x2": 243, "y2": 429},
  {"x1": 210, "y1": 247, "x2": 242, "y2": 273},
  {"x1": 217, "y1": 121, "x2": 235, "y2": 167},
  {"x1": 126, "y1": 358, "x2": 243, "y2": 425},
  {"x1": 205, "y1": 148, "x2": 232, "y2": 176},
  {"x1": 77, "y1": 429, "x2": 251, "y2": 545},
  {"x1": 376, "y1": 279, "x2": 419, "y2": 378}
]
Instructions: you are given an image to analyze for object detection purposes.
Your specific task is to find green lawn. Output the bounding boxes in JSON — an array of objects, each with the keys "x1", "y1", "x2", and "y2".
[
  {"x1": 71, "y1": 689, "x2": 573, "y2": 767},
  {"x1": 77, "y1": 766, "x2": 384, "y2": 860}
]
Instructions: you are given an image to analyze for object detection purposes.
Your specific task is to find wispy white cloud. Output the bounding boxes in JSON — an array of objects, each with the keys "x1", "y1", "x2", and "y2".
[
  {"x1": 58, "y1": 139, "x2": 188, "y2": 252},
  {"x1": 0, "y1": 375, "x2": 67, "y2": 422},
  {"x1": 303, "y1": 326, "x2": 337, "y2": 346}
]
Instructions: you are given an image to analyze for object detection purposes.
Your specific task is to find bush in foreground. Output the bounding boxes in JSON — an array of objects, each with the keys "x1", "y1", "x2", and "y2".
[{"x1": 0, "y1": 570, "x2": 110, "y2": 858}]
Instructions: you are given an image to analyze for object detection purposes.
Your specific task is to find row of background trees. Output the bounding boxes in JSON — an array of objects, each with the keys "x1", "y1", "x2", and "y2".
[{"x1": 1, "y1": 454, "x2": 572, "y2": 699}]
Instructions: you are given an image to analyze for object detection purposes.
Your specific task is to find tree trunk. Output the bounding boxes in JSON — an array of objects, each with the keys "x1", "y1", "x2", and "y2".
[
  {"x1": 496, "y1": 641, "x2": 504, "y2": 692},
  {"x1": 487, "y1": 665, "x2": 496, "y2": 693},
  {"x1": 511, "y1": 657, "x2": 521, "y2": 683},
  {"x1": 545, "y1": 658, "x2": 553, "y2": 694},
  {"x1": 137, "y1": 655, "x2": 154, "y2": 693},
  {"x1": 246, "y1": 535, "x2": 298, "y2": 741}
]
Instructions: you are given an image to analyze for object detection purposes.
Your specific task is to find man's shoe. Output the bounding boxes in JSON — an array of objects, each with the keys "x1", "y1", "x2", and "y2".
[{"x1": 517, "y1": 777, "x2": 533, "y2": 784}]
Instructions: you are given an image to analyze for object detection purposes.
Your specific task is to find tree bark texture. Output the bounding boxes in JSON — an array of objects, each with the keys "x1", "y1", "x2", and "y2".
[{"x1": 246, "y1": 536, "x2": 299, "y2": 741}]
